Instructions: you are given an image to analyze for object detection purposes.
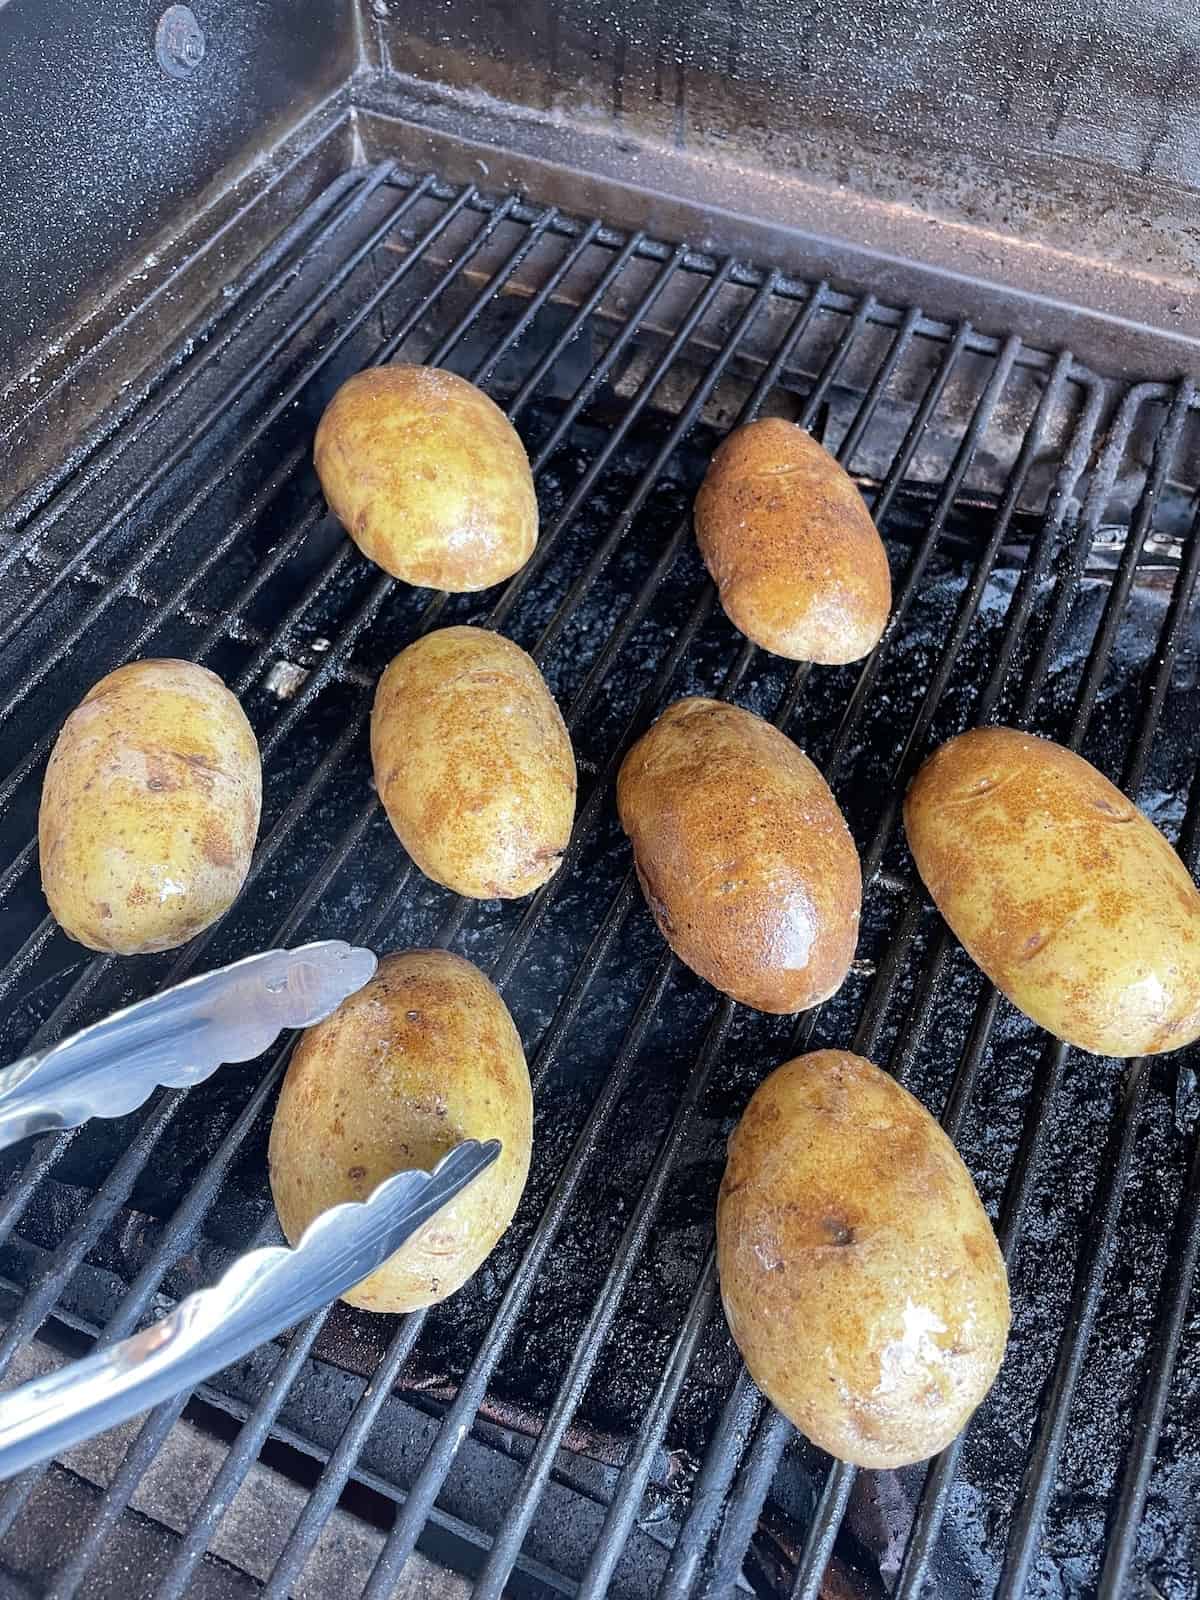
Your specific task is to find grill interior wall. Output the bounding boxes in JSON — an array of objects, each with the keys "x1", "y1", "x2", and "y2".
[{"x1": 0, "y1": 164, "x2": 1196, "y2": 1599}]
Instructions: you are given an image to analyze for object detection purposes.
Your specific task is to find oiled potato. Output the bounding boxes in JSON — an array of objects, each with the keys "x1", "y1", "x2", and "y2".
[
  {"x1": 371, "y1": 627, "x2": 576, "y2": 899},
  {"x1": 718, "y1": 1051, "x2": 1010, "y2": 1468},
  {"x1": 694, "y1": 417, "x2": 891, "y2": 664},
  {"x1": 616, "y1": 698, "x2": 860, "y2": 1012},
  {"x1": 269, "y1": 949, "x2": 532, "y2": 1313},
  {"x1": 314, "y1": 365, "x2": 537, "y2": 591},
  {"x1": 39, "y1": 659, "x2": 261, "y2": 954},
  {"x1": 905, "y1": 726, "x2": 1200, "y2": 1056}
]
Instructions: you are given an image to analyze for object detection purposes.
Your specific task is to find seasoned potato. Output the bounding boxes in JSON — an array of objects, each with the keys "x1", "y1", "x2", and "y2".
[
  {"x1": 39, "y1": 659, "x2": 261, "y2": 955},
  {"x1": 694, "y1": 417, "x2": 891, "y2": 664},
  {"x1": 905, "y1": 727, "x2": 1200, "y2": 1056},
  {"x1": 371, "y1": 626, "x2": 576, "y2": 899},
  {"x1": 268, "y1": 949, "x2": 532, "y2": 1313},
  {"x1": 314, "y1": 365, "x2": 537, "y2": 591},
  {"x1": 717, "y1": 1051, "x2": 1010, "y2": 1468},
  {"x1": 616, "y1": 698, "x2": 860, "y2": 1012}
]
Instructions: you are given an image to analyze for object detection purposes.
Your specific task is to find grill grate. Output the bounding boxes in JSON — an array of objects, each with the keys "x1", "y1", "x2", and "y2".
[{"x1": 0, "y1": 156, "x2": 1197, "y2": 1599}]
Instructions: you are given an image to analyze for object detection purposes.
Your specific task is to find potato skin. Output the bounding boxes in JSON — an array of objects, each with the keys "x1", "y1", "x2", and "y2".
[
  {"x1": 717, "y1": 1051, "x2": 1009, "y2": 1468},
  {"x1": 314, "y1": 365, "x2": 537, "y2": 591},
  {"x1": 616, "y1": 698, "x2": 860, "y2": 1012},
  {"x1": 268, "y1": 949, "x2": 532, "y2": 1313},
  {"x1": 905, "y1": 727, "x2": 1200, "y2": 1056},
  {"x1": 38, "y1": 659, "x2": 261, "y2": 955},
  {"x1": 371, "y1": 627, "x2": 576, "y2": 899},
  {"x1": 694, "y1": 417, "x2": 891, "y2": 664}
]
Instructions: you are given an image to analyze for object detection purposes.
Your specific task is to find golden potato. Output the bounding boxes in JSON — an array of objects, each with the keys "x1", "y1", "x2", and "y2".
[
  {"x1": 694, "y1": 417, "x2": 891, "y2": 664},
  {"x1": 717, "y1": 1050, "x2": 1010, "y2": 1468},
  {"x1": 371, "y1": 627, "x2": 576, "y2": 899},
  {"x1": 268, "y1": 949, "x2": 532, "y2": 1313},
  {"x1": 904, "y1": 727, "x2": 1200, "y2": 1056},
  {"x1": 38, "y1": 659, "x2": 261, "y2": 955},
  {"x1": 616, "y1": 698, "x2": 860, "y2": 1013},
  {"x1": 314, "y1": 365, "x2": 537, "y2": 591}
]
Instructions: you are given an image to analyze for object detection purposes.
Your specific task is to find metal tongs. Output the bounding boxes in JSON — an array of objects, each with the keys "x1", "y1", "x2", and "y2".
[{"x1": 0, "y1": 943, "x2": 501, "y2": 1479}]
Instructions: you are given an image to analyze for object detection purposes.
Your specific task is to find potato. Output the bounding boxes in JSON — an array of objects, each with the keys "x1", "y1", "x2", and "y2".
[
  {"x1": 616, "y1": 698, "x2": 860, "y2": 1012},
  {"x1": 905, "y1": 727, "x2": 1200, "y2": 1056},
  {"x1": 268, "y1": 949, "x2": 532, "y2": 1313},
  {"x1": 38, "y1": 659, "x2": 261, "y2": 955},
  {"x1": 314, "y1": 365, "x2": 537, "y2": 591},
  {"x1": 717, "y1": 1050, "x2": 1009, "y2": 1467},
  {"x1": 694, "y1": 417, "x2": 891, "y2": 664},
  {"x1": 371, "y1": 626, "x2": 576, "y2": 899}
]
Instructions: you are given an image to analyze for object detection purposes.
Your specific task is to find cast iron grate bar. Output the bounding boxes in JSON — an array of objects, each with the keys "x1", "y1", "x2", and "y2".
[
  {"x1": 0, "y1": 163, "x2": 377, "y2": 532},
  {"x1": 354, "y1": 285, "x2": 941, "y2": 1595},
  {"x1": 782, "y1": 383, "x2": 1197, "y2": 1600},
  {"x1": 0, "y1": 158, "x2": 1194, "y2": 1600},
  {"x1": 0, "y1": 188, "x2": 702, "y2": 1565},
  {"x1": 850, "y1": 384, "x2": 1200, "y2": 1600},
  {"x1": 0, "y1": 182, "x2": 533, "y2": 1304},
  {"x1": 371, "y1": 313, "x2": 1041, "y2": 1600},
  {"x1": 139, "y1": 244, "x2": 754, "y2": 1600},
  {"x1": 651, "y1": 341, "x2": 1093, "y2": 1600},
  {"x1": 0, "y1": 182, "x2": 720, "y2": 1582}
]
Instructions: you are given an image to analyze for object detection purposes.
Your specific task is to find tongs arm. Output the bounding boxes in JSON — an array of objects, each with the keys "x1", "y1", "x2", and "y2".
[
  {"x1": 0, "y1": 941, "x2": 378, "y2": 1150},
  {"x1": 0, "y1": 1139, "x2": 499, "y2": 1479}
]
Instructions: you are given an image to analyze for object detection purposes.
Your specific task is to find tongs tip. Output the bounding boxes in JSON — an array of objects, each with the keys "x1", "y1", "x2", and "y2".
[{"x1": 276, "y1": 940, "x2": 378, "y2": 1027}]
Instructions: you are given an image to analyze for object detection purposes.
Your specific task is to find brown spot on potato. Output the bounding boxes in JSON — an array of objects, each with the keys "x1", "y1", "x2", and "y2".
[
  {"x1": 647, "y1": 891, "x2": 674, "y2": 936},
  {"x1": 200, "y1": 821, "x2": 235, "y2": 869},
  {"x1": 963, "y1": 1233, "x2": 989, "y2": 1266},
  {"x1": 144, "y1": 754, "x2": 184, "y2": 794}
]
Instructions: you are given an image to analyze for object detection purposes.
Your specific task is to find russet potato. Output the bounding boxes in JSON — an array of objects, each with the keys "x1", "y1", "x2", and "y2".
[
  {"x1": 904, "y1": 727, "x2": 1200, "y2": 1056},
  {"x1": 38, "y1": 659, "x2": 261, "y2": 954},
  {"x1": 370, "y1": 626, "x2": 576, "y2": 899},
  {"x1": 717, "y1": 1051, "x2": 1010, "y2": 1468},
  {"x1": 616, "y1": 698, "x2": 861, "y2": 1013},
  {"x1": 314, "y1": 364, "x2": 537, "y2": 591},
  {"x1": 694, "y1": 417, "x2": 891, "y2": 664},
  {"x1": 268, "y1": 949, "x2": 532, "y2": 1313}
]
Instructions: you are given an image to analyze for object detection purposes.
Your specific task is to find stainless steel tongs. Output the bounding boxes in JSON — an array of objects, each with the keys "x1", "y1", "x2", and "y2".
[{"x1": 0, "y1": 943, "x2": 500, "y2": 1479}]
